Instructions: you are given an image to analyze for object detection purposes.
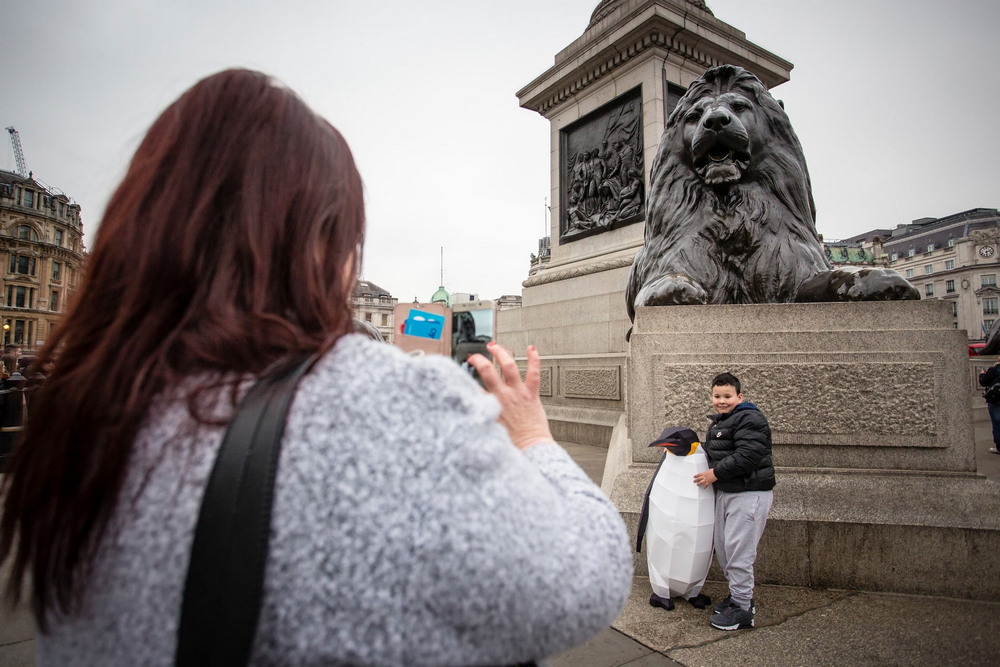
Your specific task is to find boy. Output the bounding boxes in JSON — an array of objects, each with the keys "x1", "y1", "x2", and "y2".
[{"x1": 693, "y1": 372, "x2": 775, "y2": 631}]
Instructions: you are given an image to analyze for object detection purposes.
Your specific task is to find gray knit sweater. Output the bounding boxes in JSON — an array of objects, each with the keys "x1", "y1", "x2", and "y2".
[{"x1": 38, "y1": 335, "x2": 633, "y2": 666}]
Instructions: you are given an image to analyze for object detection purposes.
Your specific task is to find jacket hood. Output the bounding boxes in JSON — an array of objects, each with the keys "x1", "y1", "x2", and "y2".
[{"x1": 708, "y1": 401, "x2": 760, "y2": 420}]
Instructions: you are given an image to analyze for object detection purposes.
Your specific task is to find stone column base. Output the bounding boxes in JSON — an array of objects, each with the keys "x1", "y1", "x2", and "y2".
[{"x1": 611, "y1": 301, "x2": 1000, "y2": 600}]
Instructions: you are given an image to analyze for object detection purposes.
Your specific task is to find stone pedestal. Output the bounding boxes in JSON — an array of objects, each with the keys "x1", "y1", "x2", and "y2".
[
  {"x1": 498, "y1": 1, "x2": 792, "y2": 445},
  {"x1": 606, "y1": 300, "x2": 1000, "y2": 600}
]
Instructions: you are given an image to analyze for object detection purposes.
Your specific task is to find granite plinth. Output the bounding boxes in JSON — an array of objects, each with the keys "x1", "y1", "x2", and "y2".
[{"x1": 610, "y1": 301, "x2": 1000, "y2": 600}]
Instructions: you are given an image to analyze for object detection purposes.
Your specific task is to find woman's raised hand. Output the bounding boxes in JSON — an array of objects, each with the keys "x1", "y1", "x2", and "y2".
[{"x1": 467, "y1": 343, "x2": 554, "y2": 451}]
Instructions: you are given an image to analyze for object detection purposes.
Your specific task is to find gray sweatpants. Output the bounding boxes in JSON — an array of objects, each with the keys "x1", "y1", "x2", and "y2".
[{"x1": 714, "y1": 490, "x2": 773, "y2": 610}]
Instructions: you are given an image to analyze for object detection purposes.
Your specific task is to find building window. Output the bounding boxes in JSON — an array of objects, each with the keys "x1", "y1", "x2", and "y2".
[
  {"x1": 381, "y1": 313, "x2": 388, "y2": 326},
  {"x1": 51, "y1": 261, "x2": 62, "y2": 282},
  {"x1": 16, "y1": 225, "x2": 38, "y2": 242},
  {"x1": 905, "y1": 268, "x2": 914, "y2": 278},
  {"x1": 9, "y1": 255, "x2": 36, "y2": 276},
  {"x1": 907, "y1": 248, "x2": 916, "y2": 257},
  {"x1": 926, "y1": 243, "x2": 935, "y2": 253},
  {"x1": 11, "y1": 320, "x2": 28, "y2": 345},
  {"x1": 6, "y1": 286, "x2": 35, "y2": 309},
  {"x1": 952, "y1": 302, "x2": 959, "y2": 317},
  {"x1": 890, "y1": 252, "x2": 899, "y2": 262},
  {"x1": 364, "y1": 312, "x2": 372, "y2": 322},
  {"x1": 945, "y1": 259, "x2": 955, "y2": 270},
  {"x1": 983, "y1": 275, "x2": 997, "y2": 288},
  {"x1": 947, "y1": 238, "x2": 956, "y2": 248},
  {"x1": 986, "y1": 298, "x2": 1000, "y2": 316},
  {"x1": 49, "y1": 291, "x2": 60, "y2": 312},
  {"x1": 924, "y1": 264, "x2": 933, "y2": 274},
  {"x1": 54, "y1": 229, "x2": 64, "y2": 246},
  {"x1": 946, "y1": 280, "x2": 955, "y2": 293},
  {"x1": 21, "y1": 189, "x2": 34, "y2": 208},
  {"x1": 925, "y1": 284, "x2": 934, "y2": 297}
]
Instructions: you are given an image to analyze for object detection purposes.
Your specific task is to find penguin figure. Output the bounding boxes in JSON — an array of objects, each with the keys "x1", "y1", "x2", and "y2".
[{"x1": 636, "y1": 426, "x2": 714, "y2": 611}]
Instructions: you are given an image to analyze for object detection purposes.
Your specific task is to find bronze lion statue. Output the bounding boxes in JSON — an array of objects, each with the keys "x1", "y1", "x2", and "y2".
[{"x1": 626, "y1": 65, "x2": 917, "y2": 327}]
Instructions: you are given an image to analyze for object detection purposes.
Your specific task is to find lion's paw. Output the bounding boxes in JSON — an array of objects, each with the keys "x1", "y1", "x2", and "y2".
[
  {"x1": 634, "y1": 273, "x2": 709, "y2": 307},
  {"x1": 797, "y1": 267, "x2": 920, "y2": 302}
]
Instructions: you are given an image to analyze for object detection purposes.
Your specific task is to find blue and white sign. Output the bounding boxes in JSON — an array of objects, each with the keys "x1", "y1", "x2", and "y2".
[{"x1": 403, "y1": 309, "x2": 445, "y2": 340}]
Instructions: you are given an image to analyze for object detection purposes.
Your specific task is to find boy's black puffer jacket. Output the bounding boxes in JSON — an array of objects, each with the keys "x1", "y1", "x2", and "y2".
[{"x1": 704, "y1": 402, "x2": 775, "y2": 493}]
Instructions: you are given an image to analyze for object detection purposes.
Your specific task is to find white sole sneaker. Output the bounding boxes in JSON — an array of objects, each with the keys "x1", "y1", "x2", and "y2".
[{"x1": 710, "y1": 617, "x2": 755, "y2": 631}]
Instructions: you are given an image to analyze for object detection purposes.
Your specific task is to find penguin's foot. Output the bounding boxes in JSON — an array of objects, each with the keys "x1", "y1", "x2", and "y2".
[
  {"x1": 687, "y1": 593, "x2": 712, "y2": 609},
  {"x1": 649, "y1": 593, "x2": 675, "y2": 611}
]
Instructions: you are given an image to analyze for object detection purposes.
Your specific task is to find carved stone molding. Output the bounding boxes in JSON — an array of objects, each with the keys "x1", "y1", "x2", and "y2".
[
  {"x1": 528, "y1": 30, "x2": 716, "y2": 116},
  {"x1": 564, "y1": 366, "x2": 621, "y2": 401},
  {"x1": 655, "y1": 359, "x2": 938, "y2": 448},
  {"x1": 519, "y1": 366, "x2": 554, "y2": 397},
  {"x1": 522, "y1": 256, "x2": 634, "y2": 288},
  {"x1": 538, "y1": 368, "x2": 553, "y2": 397},
  {"x1": 589, "y1": 1, "x2": 714, "y2": 30}
]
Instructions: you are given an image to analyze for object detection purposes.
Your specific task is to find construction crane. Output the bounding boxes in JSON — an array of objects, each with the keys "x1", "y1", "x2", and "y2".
[{"x1": 5, "y1": 126, "x2": 28, "y2": 177}]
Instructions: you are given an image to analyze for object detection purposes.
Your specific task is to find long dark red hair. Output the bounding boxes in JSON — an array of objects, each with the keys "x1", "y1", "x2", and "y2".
[{"x1": 0, "y1": 69, "x2": 365, "y2": 624}]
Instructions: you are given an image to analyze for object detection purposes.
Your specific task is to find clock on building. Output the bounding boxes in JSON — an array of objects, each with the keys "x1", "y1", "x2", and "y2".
[{"x1": 980, "y1": 245, "x2": 995, "y2": 258}]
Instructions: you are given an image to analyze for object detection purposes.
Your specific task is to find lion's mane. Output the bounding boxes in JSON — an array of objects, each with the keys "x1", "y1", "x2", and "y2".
[{"x1": 626, "y1": 65, "x2": 831, "y2": 319}]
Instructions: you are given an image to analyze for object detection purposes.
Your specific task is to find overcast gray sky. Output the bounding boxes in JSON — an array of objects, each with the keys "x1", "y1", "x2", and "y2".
[{"x1": 3, "y1": 0, "x2": 997, "y2": 302}]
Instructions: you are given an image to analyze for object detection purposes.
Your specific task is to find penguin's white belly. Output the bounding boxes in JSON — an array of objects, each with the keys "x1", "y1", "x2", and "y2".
[{"x1": 647, "y1": 450, "x2": 715, "y2": 599}]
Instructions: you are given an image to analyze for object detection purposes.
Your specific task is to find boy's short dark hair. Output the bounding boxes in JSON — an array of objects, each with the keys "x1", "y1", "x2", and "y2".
[{"x1": 711, "y1": 372, "x2": 741, "y2": 394}]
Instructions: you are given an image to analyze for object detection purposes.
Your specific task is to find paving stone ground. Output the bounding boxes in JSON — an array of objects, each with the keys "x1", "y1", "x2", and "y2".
[{"x1": 3, "y1": 414, "x2": 998, "y2": 666}]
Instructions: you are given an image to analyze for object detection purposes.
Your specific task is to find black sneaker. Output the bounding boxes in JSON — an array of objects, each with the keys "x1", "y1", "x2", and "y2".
[
  {"x1": 710, "y1": 603, "x2": 754, "y2": 631},
  {"x1": 712, "y1": 595, "x2": 756, "y2": 614}
]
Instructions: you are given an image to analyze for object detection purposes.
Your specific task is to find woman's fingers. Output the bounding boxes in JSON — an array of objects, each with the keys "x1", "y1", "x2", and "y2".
[
  {"x1": 467, "y1": 345, "x2": 553, "y2": 450},
  {"x1": 486, "y1": 342, "x2": 522, "y2": 387},
  {"x1": 523, "y1": 345, "x2": 541, "y2": 394},
  {"x1": 467, "y1": 353, "x2": 499, "y2": 391},
  {"x1": 470, "y1": 344, "x2": 544, "y2": 398}
]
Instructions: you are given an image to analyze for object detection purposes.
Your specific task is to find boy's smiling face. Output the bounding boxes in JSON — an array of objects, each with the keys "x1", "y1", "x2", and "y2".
[{"x1": 712, "y1": 383, "x2": 743, "y2": 415}]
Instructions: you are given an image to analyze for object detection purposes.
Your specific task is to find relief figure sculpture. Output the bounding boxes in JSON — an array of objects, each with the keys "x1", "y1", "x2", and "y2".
[{"x1": 565, "y1": 100, "x2": 644, "y2": 235}]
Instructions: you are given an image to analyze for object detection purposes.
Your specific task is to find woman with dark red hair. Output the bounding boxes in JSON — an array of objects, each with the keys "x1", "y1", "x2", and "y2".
[{"x1": 0, "y1": 69, "x2": 631, "y2": 665}]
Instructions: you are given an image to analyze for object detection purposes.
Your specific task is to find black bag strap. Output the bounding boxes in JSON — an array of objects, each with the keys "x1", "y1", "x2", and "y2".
[{"x1": 175, "y1": 352, "x2": 318, "y2": 667}]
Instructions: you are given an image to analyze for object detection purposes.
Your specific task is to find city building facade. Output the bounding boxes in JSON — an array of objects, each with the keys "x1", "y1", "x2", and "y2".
[
  {"x1": 0, "y1": 170, "x2": 86, "y2": 352},
  {"x1": 827, "y1": 208, "x2": 1000, "y2": 341},
  {"x1": 351, "y1": 280, "x2": 397, "y2": 343},
  {"x1": 496, "y1": 294, "x2": 523, "y2": 311}
]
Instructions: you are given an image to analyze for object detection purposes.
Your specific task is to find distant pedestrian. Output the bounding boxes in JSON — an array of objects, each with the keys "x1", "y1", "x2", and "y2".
[
  {"x1": 1, "y1": 344, "x2": 21, "y2": 380},
  {"x1": 693, "y1": 372, "x2": 775, "y2": 631},
  {"x1": 979, "y1": 358, "x2": 1000, "y2": 454},
  {"x1": 352, "y1": 317, "x2": 385, "y2": 342}
]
